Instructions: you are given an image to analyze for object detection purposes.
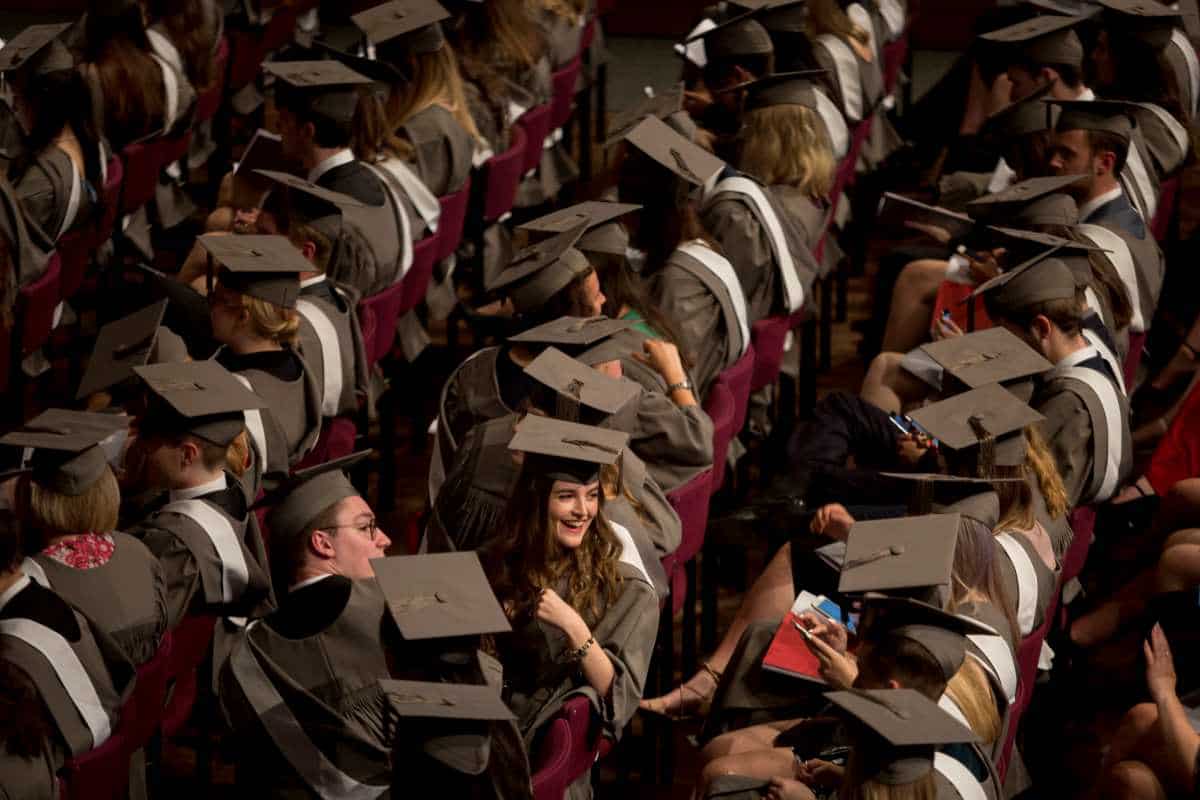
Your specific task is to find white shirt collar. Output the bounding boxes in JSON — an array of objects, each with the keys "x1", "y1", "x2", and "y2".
[
  {"x1": 170, "y1": 473, "x2": 228, "y2": 503},
  {"x1": 1078, "y1": 185, "x2": 1124, "y2": 222},
  {"x1": 0, "y1": 574, "x2": 30, "y2": 612},
  {"x1": 289, "y1": 573, "x2": 334, "y2": 593},
  {"x1": 307, "y1": 149, "x2": 356, "y2": 184},
  {"x1": 1075, "y1": 86, "x2": 1095, "y2": 101},
  {"x1": 300, "y1": 274, "x2": 327, "y2": 289},
  {"x1": 1057, "y1": 343, "x2": 1099, "y2": 370}
]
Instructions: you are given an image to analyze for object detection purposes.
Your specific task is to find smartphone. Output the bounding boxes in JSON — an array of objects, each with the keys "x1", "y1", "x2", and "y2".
[
  {"x1": 793, "y1": 620, "x2": 815, "y2": 641},
  {"x1": 941, "y1": 309, "x2": 953, "y2": 321},
  {"x1": 888, "y1": 413, "x2": 913, "y2": 434}
]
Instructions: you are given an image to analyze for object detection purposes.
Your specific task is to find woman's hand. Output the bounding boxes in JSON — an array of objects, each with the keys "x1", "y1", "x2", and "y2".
[
  {"x1": 810, "y1": 503, "x2": 855, "y2": 542},
  {"x1": 795, "y1": 611, "x2": 849, "y2": 654},
  {"x1": 632, "y1": 339, "x2": 689, "y2": 387},
  {"x1": 895, "y1": 432, "x2": 932, "y2": 466},
  {"x1": 801, "y1": 630, "x2": 858, "y2": 689},
  {"x1": 1145, "y1": 623, "x2": 1178, "y2": 703},
  {"x1": 967, "y1": 248, "x2": 1004, "y2": 284},
  {"x1": 931, "y1": 313, "x2": 964, "y2": 341},
  {"x1": 537, "y1": 588, "x2": 590, "y2": 648},
  {"x1": 592, "y1": 359, "x2": 623, "y2": 380},
  {"x1": 794, "y1": 758, "x2": 844, "y2": 789},
  {"x1": 683, "y1": 86, "x2": 713, "y2": 117}
]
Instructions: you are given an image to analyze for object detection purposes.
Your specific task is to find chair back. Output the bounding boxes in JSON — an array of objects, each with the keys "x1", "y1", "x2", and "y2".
[
  {"x1": 436, "y1": 178, "x2": 472, "y2": 263},
  {"x1": 227, "y1": 29, "x2": 262, "y2": 90},
  {"x1": 581, "y1": 17, "x2": 597, "y2": 52},
  {"x1": 59, "y1": 732, "x2": 130, "y2": 800},
  {"x1": 1124, "y1": 331, "x2": 1146, "y2": 389},
  {"x1": 294, "y1": 417, "x2": 358, "y2": 469},
  {"x1": 722, "y1": 345, "x2": 756, "y2": 436},
  {"x1": 749, "y1": 316, "x2": 790, "y2": 393},
  {"x1": 1061, "y1": 506, "x2": 1096, "y2": 584},
  {"x1": 483, "y1": 125, "x2": 527, "y2": 224},
  {"x1": 704, "y1": 382, "x2": 736, "y2": 494},
  {"x1": 57, "y1": 230, "x2": 92, "y2": 302},
  {"x1": 97, "y1": 157, "x2": 123, "y2": 242},
  {"x1": 154, "y1": 133, "x2": 191, "y2": 171},
  {"x1": 665, "y1": 469, "x2": 715, "y2": 577},
  {"x1": 1151, "y1": 175, "x2": 1180, "y2": 242},
  {"x1": 19, "y1": 254, "x2": 62, "y2": 357},
  {"x1": 125, "y1": 632, "x2": 174, "y2": 750},
  {"x1": 161, "y1": 615, "x2": 217, "y2": 737},
  {"x1": 550, "y1": 57, "x2": 583, "y2": 131},
  {"x1": 194, "y1": 37, "x2": 229, "y2": 124},
  {"x1": 516, "y1": 105, "x2": 553, "y2": 175},
  {"x1": 357, "y1": 281, "x2": 406, "y2": 367},
  {"x1": 400, "y1": 233, "x2": 442, "y2": 315},
  {"x1": 118, "y1": 142, "x2": 160, "y2": 215},
  {"x1": 882, "y1": 37, "x2": 908, "y2": 94},
  {"x1": 531, "y1": 696, "x2": 610, "y2": 800}
]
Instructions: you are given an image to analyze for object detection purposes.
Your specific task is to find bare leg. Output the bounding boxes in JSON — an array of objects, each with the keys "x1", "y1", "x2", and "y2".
[
  {"x1": 1104, "y1": 704, "x2": 1161, "y2": 772},
  {"x1": 696, "y1": 748, "x2": 801, "y2": 800},
  {"x1": 701, "y1": 719, "x2": 798, "y2": 763},
  {"x1": 860, "y1": 351, "x2": 934, "y2": 415},
  {"x1": 641, "y1": 544, "x2": 797, "y2": 716},
  {"x1": 1101, "y1": 761, "x2": 1169, "y2": 800},
  {"x1": 880, "y1": 259, "x2": 949, "y2": 354}
]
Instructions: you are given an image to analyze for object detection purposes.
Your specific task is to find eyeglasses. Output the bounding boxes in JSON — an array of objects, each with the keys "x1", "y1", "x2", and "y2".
[{"x1": 320, "y1": 518, "x2": 379, "y2": 542}]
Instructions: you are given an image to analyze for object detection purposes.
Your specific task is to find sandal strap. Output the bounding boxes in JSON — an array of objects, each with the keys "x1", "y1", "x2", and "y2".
[{"x1": 700, "y1": 661, "x2": 723, "y2": 683}]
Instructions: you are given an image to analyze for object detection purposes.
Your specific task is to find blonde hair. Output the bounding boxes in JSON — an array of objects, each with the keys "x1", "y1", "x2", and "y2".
[
  {"x1": 994, "y1": 427, "x2": 1070, "y2": 532},
  {"x1": 28, "y1": 467, "x2": 120, "y2": 535},
  {"x1": 739, "y1": 105, "x2": 836, "y2": 198},
  {"x1": 535, "y1": 0, "x2": 586, "y2": 23},
  {"x1": 809, "y1": 0, "x2": 871, "y2": 45},
  {"x1": 351, "y1": 86, "x2": 415, "y2": 164},
  {"x1": 944, "y1": 657, "x2": 1002, "y2": 745},
  {"x1": 239, "y1": 293, "x2": 300, "y2": 347},
  {"x1": 851, "y1": 778, "x2": 937, "y2": 800},
  {"x1": 226, "y1": 431, "x2": 250, "y2": 478},
  {"x1": 387, "y1": 46, "x2": 482, "y2": 142}
]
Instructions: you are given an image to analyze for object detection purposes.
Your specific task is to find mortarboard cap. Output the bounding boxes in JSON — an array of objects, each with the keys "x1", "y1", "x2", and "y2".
[
  {"x1": 518, "y1": 201, "x2": 641, "y2": 260},
  {"x1": 1094, "y1": 0, "x2": 1183, "y2": 47},
  {"x1": 684, "y1": 8, "x2": 774, "y2": 61},
  {"x1": 77, "y1": 300, "x2": 172, "y2": 400},
  {"x1": 508, "y1": 415, "x2": 629, "y2": 484},
  {"x1": 985, "y1": 224, "x2": 1106, "y2": 256},
  {"x1": 919, "y1": 326, "x2": 1054, "y2": 390},
  {"x1": 379, "y1": 678, "x2": 515, "y2": 720},
  {"x1": 133, "y1": 360, "x2": 264, "y2": 447},
  {"x1": 826, "y1": 688, "x2": 978, "y2": 784},
  {"x1": 1048, "y1": 97, "x2": 1137, "y2": 142},
  {"x1": 253, "y1": 169, "x2": 365, "y2": 245},
  {"x1": 722, "y1": 69, "x2": 829, "y2": 112},
  {"x1": 0, "y1": 24, "x2": 72, "y2": 76},
  {"x1": 0, "y1": 410, "x2": 128, "y2": 496},
  {"x1": 1023, "y1": 0, "x2": 1094, "y2": 13},
  {"x1": 508, "y1": 316, "x2": 634, "y2": 352},
  {"x1": 880, "y1": 473, "x2": 1011, "y2": 521},
  {"x1": 979, "y1": 12, "x2": 1091, "y2": 68},
  {"x1": 907, "y1": 383, "x2": 1045, "y2": 469},
  {"x1": 756, "y1": 0, "x2": 810, "y2": 33},
  {"x1": 971, "y1": 248, "x2": 1080, "y2": 315},
  {"x1": 605, "y1": 85, "x2": 684, "y2": 147},
  {"x1": 353, "y1": 0, "x2": 450, "y2": 55},
  {"x1": 838, "y1": 513, "x2": 960, "y2": 595},
  {"x1": 622, "y1": 115, "x2": 726, "y2": 187},
  {"x1": 523, "y1": 347, "x2": 642, "y2": 425},
  {"x1": 259, "y1": 451, "x2": 370, "y2": 543},
  {"x1": 966, "y1": 174, "x2": 1086, "y2": 225},
  {"x1": 263, "y1": 60, "x2": 371, "y2": 126},
  {"x1": 373, "y1": 551, "x2": 511, "y2": 640},
  {"x1": 487, "y1": 223, "x2": 591, "y2": 313},
  {"x1": 981, "y1": 85, "x2": 1055, "y2": 140},
  {"x1": 201, "y1": 233, "x2": 310, "y2": 309},
  {"x1": 861, "y1": 594, "x2": 996, "y2": 682},
  {"x1": 313, "y1": 40, "x2": 405, "y2": 86}
]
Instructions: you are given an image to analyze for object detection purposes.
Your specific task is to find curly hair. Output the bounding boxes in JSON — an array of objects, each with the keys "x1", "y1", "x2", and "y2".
[
  {"x1": 993, "y1": 426, "x2": 1069, "y2": 532},
  {"x1": 738, "y1": 104, "x2": 836, "y2": 199},
  {"x1": 483, "y1": 465, "x2": 624, "y2": 627}
]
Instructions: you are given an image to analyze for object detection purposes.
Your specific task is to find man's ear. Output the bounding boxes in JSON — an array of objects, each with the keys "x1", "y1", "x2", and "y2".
[
  {"x1": 310, "y1": 529, "x2": 336, "y2": 560},
  {"x1": 731, "y1": 64, "x2": 755, "y2": 86},
  {"x1": 300, "y1": 240, "x2": 318, "y2": 262},
  {"x1": 1040, "y1": 66, "x2": 1060, "y2": 88},
  {"x1": 1095, "y1": 149, "x2": 1118, "y2": 177},
  {"x1": 1032, "y1": 314, "x2": 1055, "y2": 342},
  {"x1": 886, "y1": 678, "x2": 902, "y2": 690},
  {"x1": 180, "y1": 439, "x2": 201, "y2": 470},
  {"x1": 300, "y1": 120, "x2": 318, "y2": 147}
]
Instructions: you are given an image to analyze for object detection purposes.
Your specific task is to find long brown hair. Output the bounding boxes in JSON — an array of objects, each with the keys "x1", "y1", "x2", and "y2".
[
  {"x1": 383, "y1": 45, "x2": 481, "y2": 141},
  {"x1": 948, "y1": 516, "x2": 1020, "y2": 646},
  {"x1": 351, "y1": 86, "x2": 416, "y2": 163},
  {"x1": 83, "y1": 2, "x2": 166, "y2": 149},
  {"x1": 450, "y1": 0, "x2": 547, "y2": 107},
  {"x1": 143, "y1": 0, "x2": 219, "y2": 89},
  {"x1": 994, "y1": 427, "x2": 1069, "y2": 532},
  {"x1": 483, "y1": 464, "x2": 623, "y2": 626},
  {"x1": 808, "y1": 0, "x2": 871, "y2": 46}
]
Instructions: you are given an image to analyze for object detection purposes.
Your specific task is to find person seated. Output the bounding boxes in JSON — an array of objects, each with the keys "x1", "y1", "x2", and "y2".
[
  {"x1": 428, "y1": 345, "x2": 679, "y2": 580},
  {"x1": 976, "y1": 252, "x2": 1132, "y2": 507},
  {"x1": 979, "y1": 12, "x2": 1095, "y2": 105},
  {"x1": 805, "y1": 0, "x2": 886, "y2": 128},
  {"x1": 78, "y1": 0, "x2": 195, "y2": 150},
  {"x1": 0, "y1": 171, "x2": 47, "y2": 329},
  {"x1": 1, "y1": 410, "x2": 167, "y2": 666},
  {"x1": 219, "y1": 453, "x2": 528, "y2": 797},
  {"x1": 254, "y1": 172, "x2": 370, "y2": 423},
  {"x1": 1097, "y1": 624, "x2": 1200, "y2": 799},
  {"x1": 202, "y1": 233, "x2": 323, "y2": 474},
  {"x1": 140, "y1": 0, "x2": 222, "y2": 94},
  {"x1": 1091, "y1": 1, "x2": 1194, "y2": 124},
  {"x1": 124, "y1": 360, "x2": 276, "y2": 630},
  {"x1": 481, "y1": 417, "x2": 658, "y2": 794},
  {"x1": 0, "y1": 650, "x2": 58, "y2": 799},
  {"x1": 436, "y1": 229, "x2": 712, "y2": 495},
  {"x1": 1, "y1": 26, "x2": 104, "y2": 256},
  {"x1": 0, "y1": 509, "x2": 134, "y2": 779}
]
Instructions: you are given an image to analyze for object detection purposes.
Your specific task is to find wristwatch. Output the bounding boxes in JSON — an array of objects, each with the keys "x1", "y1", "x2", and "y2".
[{"x1": 667, "y1": 378, "x2": 694, "y2": 394}]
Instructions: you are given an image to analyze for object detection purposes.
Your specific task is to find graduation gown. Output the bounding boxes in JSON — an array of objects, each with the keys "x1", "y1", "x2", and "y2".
[
  {"x1": 219, "y1": 576, "x2": 530, "y2": 799},
  {"x1": 812, "y1": 31, "x2": 885, "y2": 126},
  {"x1": 12, "y1": 146, "x2": 93, "y2": 255},
  {"x1": 1129, "y1": 101, "x2": 1190, "y2": 179},
  {"x1": 1118, "y1": 127, "x2": 1162, "y2": 224},
  {"x1": 401, "y1": 105, "x2": 475, "y2": 198},
  {"x1": 0, "y1": 577, "x2": 134, "y2": 768},
  {"x1": 499, "y1": 562, "x2": 657, "y2": 799},
  {"x1": 701, "y1": 173, "x2": 819, "y2": 323},
  {"x1": 215, "y1": 346, "x2": 322, "y2": 474},
  {"x1": 296, "y1": 278, "x2": 369, "y2": 420},
  {"x1": 993, "y1": 526, "x2": 1058, "y2": 638},
  {"x1": 649, "y1": 241, "x2": 751, "y2": 398},
  {"x1": 1076, "y1": 209, "x2": 1165, "y2": 334},
  {"x1": 1034, "y1": 347, "x2": 1132, "y2": 507},
  {"x1": 436, "y1": 343, "x2": 714, "y2": 495},
  {"x1": 23, "y1": 533, "x2": 168, "y2": 666},
  {"x1": 128, "y1": 474, "x2": 275, "y2": 629},
  {"x1": 1165, "y1": 29, "x2": 1200, "y2": 121}
]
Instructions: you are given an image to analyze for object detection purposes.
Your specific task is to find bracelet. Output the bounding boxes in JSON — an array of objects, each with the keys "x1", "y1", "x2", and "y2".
[
  {"x1": 667, "y1": 378, "x2": 693, "y2": 394},
  {"x1": 569, "y1": 636, "x2": 595, "y2": 663}
]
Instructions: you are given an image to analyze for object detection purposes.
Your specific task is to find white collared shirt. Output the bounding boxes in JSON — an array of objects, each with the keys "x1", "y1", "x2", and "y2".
[
  {"x1": 1078, "y1": 186, "x2": 1125, "y2": 223},
  {"x1": 0, "y1": 574, "x2": 30, "y2": 612},
  {"x1": 300, "y1": 274, "x2": 327, "y2": 289},
  {"x1": 169, "y1": 473, "x2": 228, "y2": 503},
  {"x1": 289, "y1": 573, "x2": 334, "y2": 593},
  {"x1": 307, "y1": 149, "x2": 356, "y2": 184},
  {"x1": 1056, "y1": 343, "x2": 1101, "y2": 371},
  {"x1": 1076, "y1": 86, "x2": 1095, "y2": 101}
]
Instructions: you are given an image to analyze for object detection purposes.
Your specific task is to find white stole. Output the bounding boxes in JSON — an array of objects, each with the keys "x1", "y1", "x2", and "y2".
[
  {"x1": 296, "y1": 299, "x2": 346, "y2": 418},
  {"x1": 678, "y1": 240, "x2": 751, "y2": 359},
  {"x1": 161, "y1": 499, "x2": 250, "y2": 604}
]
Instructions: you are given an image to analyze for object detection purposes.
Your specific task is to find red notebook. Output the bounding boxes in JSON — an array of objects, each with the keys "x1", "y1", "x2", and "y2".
[{"x1": 762, "y1": 611, "x2": 826, "y2": 682}]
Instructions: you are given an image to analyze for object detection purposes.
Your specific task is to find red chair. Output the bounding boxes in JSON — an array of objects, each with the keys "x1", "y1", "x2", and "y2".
[
  {"x1": 516, "y1": 105, "x2": 553, "y2": 176},
  {"x1": 358, "y1": 282, "x2": 406, "y2": 368},
  {"x1": 1124, "y1": 331, "x2": 1146, "y2": 389},
  {"x1": 1151, "y1": 175, "x2": 1180, "y2": 242},
  {"x1": 155, "y1": 133, "x2": 192, "y2": 171},
  {"x1": 703, "y1": 382, "x2": 736, "y2": 495},
  {"x1": 399, "y1": 233, "x2": 442, "y2": 315},
  {"x1": 749, "y1": 310, "x2": 805, "y2": 394},
  {"x1": 60, "y1": 633, "x2": 174, "y2": 800},
  {"x1": 1145, "y1": 377, "x2": 1200, "y2": 495},
  {"x1": 482, "y1": 125, "x2": 527, "y2": 224},
  {"x1": 436, "y1": 178, "x2": 472, "y2": 264},
  {"x1": 161, "y1": 616, "x2": 216, "y2": 738},
  {"x1": 19, "y1": 254, "x2": 62, "y2": 358},
  {"x1": 57, "y1": 230, "x2": 92, "y2": 303},
  {"x1": 664, "y1": 470, "x2": 715, "y2": 615},
  {"x1": 194, "y1": 37, "x2": 229, "y2": 124},
  {"x1": 1061, "y1": 506, "x2": 1097, "y2": 585},
  {"x1": 881, "y1": 36, "x2": 909, "y2": 95},
  {"x1": 118, "y1": 141, "x2": 162, "y2": 216},
  {"x1": 530, "y1": 696, "x2": 613, "y2": 800},
  {"x1": 550, "y1": 57, "x2": 583, "y2": 132},
  {"x1": 998, "y1": 587, "x2": 1059, "y2": 782},
  {"x1": 97, "y1": 157, "x2": 123, "y2": 243},
  {"x1": 294, "y1": 417, "x2": 358, "y2": 469},
  {"x1": 721, "y1": 345, "x2": 756, "y2": 438}
]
